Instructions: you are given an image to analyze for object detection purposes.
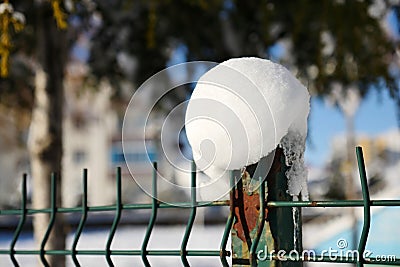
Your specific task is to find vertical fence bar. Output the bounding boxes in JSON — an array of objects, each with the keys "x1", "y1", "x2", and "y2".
[
  {"x1": 9, "y1": 174, "x2": 27, "y2": 267},
  {"x1": 220, "y1": 170, "x2": 237, "y2": 267},
  {"x1": 71, "y1": 169, "x2": 88, "y2": 267},
  {"x1": 181, "y1": 161, "x2": 197, "y2": 267},
  {"x1": 356, "y1": 147, "x2": 371, "y2": 267},
  {"x1": 39, "y1": 173, "x2": 57, "y2": 267},
  {"x1": 141, "y1": 162, "x2": 158, "y2": 267},
  {"x1": 266, "y1": 148, "x2": 302, "y2": 267},
  {"x1": 250, "y1": 177, "x2": 266, "y2": 266},
  {"x1": 105, "y1": 167, "x2": 122, "y2": 267}
]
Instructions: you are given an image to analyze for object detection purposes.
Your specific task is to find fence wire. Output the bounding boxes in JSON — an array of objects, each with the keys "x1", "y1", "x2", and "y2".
[{"x1": 0, "y1": 147, "x2": 399, "y2": 266}]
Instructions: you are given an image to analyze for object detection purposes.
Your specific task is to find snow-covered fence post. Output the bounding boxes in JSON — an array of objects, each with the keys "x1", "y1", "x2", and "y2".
[
  {"x1": 184, "y1": 57, "x2": 309, "y2": 266},
  {"x1": 231, "y1": 147, "x2": 302, "y2": 267}
]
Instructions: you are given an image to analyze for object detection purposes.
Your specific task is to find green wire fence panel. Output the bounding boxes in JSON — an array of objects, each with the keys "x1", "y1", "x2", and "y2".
[{"x1": 0, "y1": 146, "x2": 399, "y2": 267}]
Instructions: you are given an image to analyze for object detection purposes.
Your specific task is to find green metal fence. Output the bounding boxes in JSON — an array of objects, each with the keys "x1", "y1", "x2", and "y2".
[{"x1": 0, "y1": 147, "x2": 399, "y2": 266}]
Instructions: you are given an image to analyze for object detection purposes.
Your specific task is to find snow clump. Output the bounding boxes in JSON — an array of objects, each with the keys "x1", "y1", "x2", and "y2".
[{"x1": 185, "y1": 57, "x2": 310, "y2": 200}]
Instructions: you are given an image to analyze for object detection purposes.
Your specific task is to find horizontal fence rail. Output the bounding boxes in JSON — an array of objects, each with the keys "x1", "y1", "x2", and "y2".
[{"x1": 0, "y1": 146, "x2": 399, "y2": 266}]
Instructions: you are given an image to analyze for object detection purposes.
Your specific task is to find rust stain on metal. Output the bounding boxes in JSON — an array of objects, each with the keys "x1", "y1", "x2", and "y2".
[{"x1": 232, "y1": 178, "x2": 268, "y2": 243}]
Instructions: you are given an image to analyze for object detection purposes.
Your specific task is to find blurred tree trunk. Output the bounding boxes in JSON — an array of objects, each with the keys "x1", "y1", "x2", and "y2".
[{"x1": 28, "y1": 1, "x2": 66, "y2": 266}]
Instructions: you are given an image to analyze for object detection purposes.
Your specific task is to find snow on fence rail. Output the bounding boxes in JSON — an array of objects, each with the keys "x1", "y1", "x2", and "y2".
[{"x1": 0, "y1": 147, "x2": 399, "y2": 267}]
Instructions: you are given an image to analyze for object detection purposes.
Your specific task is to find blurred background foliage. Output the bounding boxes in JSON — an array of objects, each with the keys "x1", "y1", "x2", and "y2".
[
  {"x1": 88, "y1": 0, "x2": 400, "y2": 109},
  {"x1": 2, "y1": 0, "x2": 400, "y2": 117}
]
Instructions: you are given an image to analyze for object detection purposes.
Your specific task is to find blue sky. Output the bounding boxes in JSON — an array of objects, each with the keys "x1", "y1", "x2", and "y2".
[{"x1": 306, "y1": 89, "x2": 398, "y2": 166}]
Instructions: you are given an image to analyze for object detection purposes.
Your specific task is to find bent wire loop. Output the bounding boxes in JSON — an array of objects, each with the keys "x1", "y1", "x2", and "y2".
[
  {"x1": 71, "y1": 169, "x2": 88, "y2": 267},
  {"x1": 9, "y1": 174, "x2": 27, "y2": 267},
  {"x1": 39, "y1": 173, "x2": 57, "y2": 267},
  {"x1": 141, "y1": 162, "x2": 158, "y2": 267},
  {"x1": 105, "y1": 167, "x2": 122, "y2": 267}
]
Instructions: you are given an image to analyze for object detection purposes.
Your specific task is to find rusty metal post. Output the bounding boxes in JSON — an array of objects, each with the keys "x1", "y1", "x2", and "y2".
[{"x1": 231, "y1": 147, "x2": 302, "y2": 267}]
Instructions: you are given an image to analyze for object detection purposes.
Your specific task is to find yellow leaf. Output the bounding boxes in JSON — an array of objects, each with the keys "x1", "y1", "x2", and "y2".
[{"x1": 51, "y1": 0, "x2": 68, "y2": 30}]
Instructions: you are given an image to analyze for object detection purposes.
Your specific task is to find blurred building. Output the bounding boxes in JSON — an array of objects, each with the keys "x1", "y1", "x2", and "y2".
[
  {"x1": 62, "y1": 61, "x2": 158, "y2": 207},
  {"x1": 62, "y1": 62, "x2": 117, "y2": 206},
  {"x1": 305, "y1": 129, "x2": 400, "y2": 220},
  {"x1": 0, "y1": 61, "x2": 160, "y2": 208},
  {"x1": 0, "y1": 111, "x2": 29, "y2": 208},
  {"x1": 329, "y1": 130, "x2": 400, "y2": 189}
]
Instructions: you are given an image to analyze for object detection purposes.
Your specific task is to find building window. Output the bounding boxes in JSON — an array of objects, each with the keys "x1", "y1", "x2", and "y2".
[
  {"x1": 73, "y1": 150, "x2": 86, "y2": 164},
  {"x1": 111, "y1": 141, "x2": 157, "y2": 165}
]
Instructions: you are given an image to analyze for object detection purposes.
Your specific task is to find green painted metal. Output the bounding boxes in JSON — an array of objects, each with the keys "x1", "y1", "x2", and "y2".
[
  {"x1": 105, "y1": 167, "x2": 122, "y2": 266},
  {"x1": 0, "y1": 146, "x2": 399, "y2": 266},
  {"x1": 9, "y1": 174, "x2": 27, "y2": 267},
  {"x1": 39, "y1": 173, "x2": 57, "y2": 267},
  {"x1": 219, "y1": 171, "x2": 237, "y2": 267},
  {"x1": 71, "y1": 169, "x2": 88, "y2": 267},
  {"x1": 267, "y1": 200, "x2": 400, "y2": 207},
  {"x1": 356, "y1": 147, "x2": 371, "y2": 267},
  {"x1": 0, "y1": 201, "x2": 231, "y2": 216},
  {"x1": 249, "y1": 177, "x2": 266, "y2": 266},
  {"x1": 3, "y1": 198, "x2": 400, "y2": 216},
  {"x1": 180, "y1": 161, "x2": 197, "y2": 267},
  {"x1": 266, "y1": 148, "x2": 302, "y2": 267},
  {"x1": 141, "y1": 162, "x2": 158, "y2": 267}
]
